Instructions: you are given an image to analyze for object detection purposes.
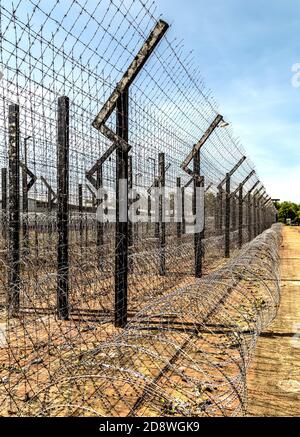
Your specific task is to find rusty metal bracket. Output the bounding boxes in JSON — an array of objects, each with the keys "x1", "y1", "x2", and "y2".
[
  {"x1": 243, "y1": 180, "x2": 260, "y2": 201},
  {"x1": 217, "y1": 156, "x2": 247, "y2": 189},
  {"x1": 181, "y1": 114, "x2": 223, "y2": 176},
  {"x1": 231, "y1": 170, "x2": 255, "y2": 198}
]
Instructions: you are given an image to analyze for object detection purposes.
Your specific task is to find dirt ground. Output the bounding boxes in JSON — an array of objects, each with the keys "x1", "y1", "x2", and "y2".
[{"x1": 247, "y1": 226, "x2": 300, "y2": 416}]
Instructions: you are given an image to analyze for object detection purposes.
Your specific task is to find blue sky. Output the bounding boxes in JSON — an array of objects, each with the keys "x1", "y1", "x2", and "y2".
[{"x1": 158, "y1": 0, "x2": 300, "y2": 202}]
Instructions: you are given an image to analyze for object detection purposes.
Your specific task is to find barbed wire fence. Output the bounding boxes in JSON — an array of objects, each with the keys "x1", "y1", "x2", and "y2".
[{"x1": 0, "y1": 0, "x2": 279, "y2": 417}]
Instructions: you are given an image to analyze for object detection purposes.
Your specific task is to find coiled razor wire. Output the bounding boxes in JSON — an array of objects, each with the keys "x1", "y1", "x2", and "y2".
[{"x1": 0, "y1": 224, "x2": 281, "y2": 417}]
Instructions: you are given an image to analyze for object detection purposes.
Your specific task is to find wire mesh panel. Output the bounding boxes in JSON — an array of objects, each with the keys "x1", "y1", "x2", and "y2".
[{"x1": 0, "y1": 0, "x2": 278, "y2": 417}]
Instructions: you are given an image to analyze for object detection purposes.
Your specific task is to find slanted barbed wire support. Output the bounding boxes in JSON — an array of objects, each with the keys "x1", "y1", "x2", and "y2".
[
  {"x1": 1, "y1": 167, "x2": 7, "y2": 240},
  {"x1": 158, "y1": 152, "x2": 166, "y2": 276},
  {"x1": 8, "y1": 104, "x2": 20, "y2": 317},
  {"x1": 57, "y1": 96, "x2": 70, "y2": 321},
  {"x1": 20, "y1": 161, "x2": 37, "y2": 254},
  {"x1": 92, "y1": 19, "x2": 169, "y2": 328},
  {"x1": 181, "y1": 114, "x2": 224, "y2": 276}
]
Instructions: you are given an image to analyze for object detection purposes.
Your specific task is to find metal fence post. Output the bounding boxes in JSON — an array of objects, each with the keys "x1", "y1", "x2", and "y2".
[
  {"x1": 128, "y1": 155, "x2": 133, "y2": 249},
  {"x1": 215, "y1": 191, "x2": 220, "y2": 234},
  {"x1": 193, "y1": 149, "x2": 202, "y2": 277},
  {"x1": 78, "y1": 183, "x2": 83, "y2": 241},
  {"x1": 176, "y1": 177, "x2": 182, "y2": 239},
  {"x1": 238, "y1": 185, "x2": 243, "y2": 248},
  {"x1": 154, "y1": 178, "x2": 160, "y2": 239},
  {"x1": 159, "y1": 152, "x2": 166, "y2": 276},
  {"x1": 257, "y1": 197, "x2": 261, "y2": 235},
  {"x1": 225, "y1": 174, "x2": 231, "y2": 258},
  {"x1": 8, "y1": 104, "x2": 20, "y2": 316},
  {"x1": 253, "y1": 194, "x2": 258, "y2": 237},
  {"x1": 219, "y1": 188, "x2": 223, "y2": 235},
  {"x1": 182, "y1": 185, "x2": 186, "y2": 235},
  {"x1": 1, "y1": 168, "x2": 7, "y2": 240},
  {"x1": 247, "y1": 192, "x2": 252, "y2": 242},
  {"x1": 232, "y1": 195, "x2": 237, "y2": 231},
  {"x1": 115, "y1": 90, "x2": 129, "y2": 328},
  {"x1": 57, "y1": 96, "x2": 70, "y2": 321}
]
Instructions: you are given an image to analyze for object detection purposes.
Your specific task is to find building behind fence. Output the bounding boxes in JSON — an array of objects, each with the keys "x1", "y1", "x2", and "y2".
[{"x1": 0, "y1": 0, "x2": 278, "y2": 417}]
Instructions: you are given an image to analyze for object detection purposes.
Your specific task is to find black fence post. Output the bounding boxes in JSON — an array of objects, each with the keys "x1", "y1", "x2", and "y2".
[
  {"x1": 225, "y1": 174, "x2": 231, "y2": 258},
  {"x1": 57, "y1": 96, "x2": 70, "y2": 321},
  {"x1": 176, "y1": 177, "x2": 182, "y2": 239},
  {"x1": 115, "y1": 90, "x2": 129, "y2": 328},
  {"x1": 238, "y1": 185, "x2": 243, "y2": 248},
  {"x1": 182, "y1": 185, "x2": 186, "y2": 235},
  {"x1": 154, "y1": 177, "x2": 159, "y2": 239},
  {"x1": 1, "y1": 168, "x2": 7, "y2": 240},
  {"x1": 128, "y1": 155, "x2": 133, "y2": 249},
  {"x1": 8, "y1": 104, "x2": 20, "y2": 317},
  {"x1": 253, "y1": 194, "x2": 258, "y2": 237},
  {"x1": 158, "y1": 152, "x2": 166, "y2": 276},
  {"x1": 193, "y1": 149, "x2": 202, "y2": 277},
  {"x1": 257, "y1": 197, "x2": 261, "y2": 235},
  {"x1": 78, "y1": 183, "x2": 83, "y2": 241},
  {"x1": 231, "y1": 195, "x2": 237, "y2": 231},
  {"x1": 219, "y1": 188, "x2": 223, "y2": 235},
  {"x1": 247, "y1": 192, "x2": 252, "y2": 242},
  {"x1": 147, "y1": 191, "x2": 151, "y2": 234},
  {"x1": 215, "y1": 191, "x2": 220, "y2": 234}
]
